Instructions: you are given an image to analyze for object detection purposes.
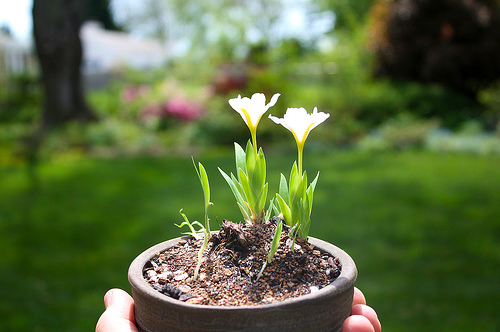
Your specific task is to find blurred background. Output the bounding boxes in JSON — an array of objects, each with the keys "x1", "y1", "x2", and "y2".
[{"x1": 1, "y1": 0, "x2": 499, "y2": 330}]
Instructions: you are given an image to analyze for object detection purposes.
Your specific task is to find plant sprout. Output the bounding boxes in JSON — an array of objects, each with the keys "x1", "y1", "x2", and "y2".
[
  {"x1": 175, "y1": 209, "x2": 205, "y2": 240},
  {"x1": 192, "y1": 159, "x2": 212, "y2": 280},
  {"x1": 220, "y1": 93, "x2": 280, "y2": 223},
  {"x1": 256, "y1": 219, "x2": 283, "y2": 282},
  {"x1": 269, "y1": 107, "x2": 330, "y2": 240}
]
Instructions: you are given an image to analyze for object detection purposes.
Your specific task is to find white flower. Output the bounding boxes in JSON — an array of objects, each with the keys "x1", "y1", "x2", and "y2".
[
  {"x1": 228, "y1": 93, "x2": 280, "y2": 132},
  {"x1": 269, "y1": 107, "x2": 330, "y2": 147}
]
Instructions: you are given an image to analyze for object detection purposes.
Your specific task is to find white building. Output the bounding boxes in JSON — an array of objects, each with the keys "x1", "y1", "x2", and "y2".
[
  {"x1": 0, "y1": 31, "x2": 36, "y2": 78},
  {"x1": 80, "y1": 21, "x2": 169, "y2": 75}
]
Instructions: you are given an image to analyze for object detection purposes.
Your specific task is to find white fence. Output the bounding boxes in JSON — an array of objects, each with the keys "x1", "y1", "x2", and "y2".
[{"x1": 0, "y1": 33, "x2": 37, "y2": 84}]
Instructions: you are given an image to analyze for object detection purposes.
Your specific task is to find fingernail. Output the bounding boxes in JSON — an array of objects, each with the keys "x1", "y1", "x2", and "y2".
[{"x1": 104, "y1": 289, "x2": 115, "y2": 308}]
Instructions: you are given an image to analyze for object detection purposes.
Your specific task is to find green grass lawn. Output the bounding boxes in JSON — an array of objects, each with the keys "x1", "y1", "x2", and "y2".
[{"x1": 1, "y1": 149, "x2": 499, "y2": 331}]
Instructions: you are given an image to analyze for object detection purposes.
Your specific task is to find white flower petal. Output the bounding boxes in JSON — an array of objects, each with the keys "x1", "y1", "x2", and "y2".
[
  {"x1": 228, "y1": 93, "x2": 280, "y2": 130},
  {"x1": 267, "y1": 93, "x2": 281, "y2": 108},
  {"x1": 269, "y1": 107, "x2": 330, "y2": 145}
]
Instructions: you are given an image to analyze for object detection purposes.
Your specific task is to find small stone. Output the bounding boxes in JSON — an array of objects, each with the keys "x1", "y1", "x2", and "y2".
[
  {"x1": 309, "y1": 286, "x2": 319, "y2": 293},
  {"x1": 313, "y1": 250, "x2": 321, "y2": 256},
  {"x1": 178, "y1": 285, "x2": 191, "y2": 293},
  {"x1": 179, "y1": 293, "x2": 193, "y2": 301},
  {"x1": 186, "y1": 296, "x2": 204, "y2": 305},
  {"x1": 174, "y1": 272, "x2": 189, "y2": 281},
  {"x1": 158, "y1": 271, "x2": 173, "y2": 281},
  {"x1": 146, "y1": 270, "x2": 157, "y2": 278},
  {"x1": 286, "y1": 239, "x2": 301, "y2": 250},
  {"x1": 328, "y1": 257, "x2": 335, "y2": 267},
  {"x1": 223, "y1": 268, "x2": 232, "y2": 276},
  {"x1": 199, "y1": 273, "x2": 206, "y2": 281}
]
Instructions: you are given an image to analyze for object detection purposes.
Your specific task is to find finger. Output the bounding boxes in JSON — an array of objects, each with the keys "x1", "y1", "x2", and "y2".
[
  {"x1": 96, "y1": 289, "x2": 138, "y2": 332},
  {"x1": 351, "y1": 304, "x2": 382, "y2": 332},
  {"x1": 352, "y1": 287, "x2": 366, "y2": 307},
  {"x1": 340, "y1": 315, "x2": 375, "y2": 332}
]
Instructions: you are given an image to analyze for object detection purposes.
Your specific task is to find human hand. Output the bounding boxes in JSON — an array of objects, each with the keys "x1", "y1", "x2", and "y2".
[
  {"x1": 95, "y1": 288, "x2": 138, "y2": 332},
  {"x1": 96, "y1": 287, "x2": 380, "y2": 332},
  {"x1": 341, "y1": 287, "x2": 381, "y2": 332}
]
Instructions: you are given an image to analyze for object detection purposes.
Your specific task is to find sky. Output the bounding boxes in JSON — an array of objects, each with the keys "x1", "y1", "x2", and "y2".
[
  {"x1": 0, "y1": 0, "x2": 32, "y2": 41},
  {"x1": 0, "y1": 0, "x2": 333, "y2": 49}
]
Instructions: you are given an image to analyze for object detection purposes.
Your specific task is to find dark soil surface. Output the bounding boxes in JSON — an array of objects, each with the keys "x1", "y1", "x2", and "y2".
[{"x1": 143, "y1": 217, "x2": 341, "y2": 306}]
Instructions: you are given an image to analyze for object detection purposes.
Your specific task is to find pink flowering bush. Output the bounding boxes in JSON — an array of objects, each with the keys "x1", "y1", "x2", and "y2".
[{"x1": 140, "y1": 96, "x2": 205, "y2": 130}]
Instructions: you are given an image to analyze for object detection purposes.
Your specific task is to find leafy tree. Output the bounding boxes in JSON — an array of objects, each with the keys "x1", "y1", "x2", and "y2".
[
  {"x1": 318, "y1": 0, "x2": 377, "y2": 31},
  {"x1": 369, "y1": 0, "x2": 500, "y2": 98},
  {"x1": 32, "y1": 0, "x2": 119, "y2": 127},
  {"x1": 116, "y1": 0, "x2": 314, "y2": 61},
  {"x1": 85, "y1": 0, "x2": 121, "y2": 31},
  {"x1": 33, "y1": 0, "x2": 97, "y2": 127}
]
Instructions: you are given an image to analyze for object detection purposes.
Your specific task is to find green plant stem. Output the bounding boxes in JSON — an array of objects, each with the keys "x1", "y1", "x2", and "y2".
[
  {"x1": 251, "y1": 129, "x2": 258, "y2": 157},
  {"x1": 194, "y1": 233, "x2": 209, "y2": 280},
  {"x1": 297, "y1": 142, "x2": 304, "y2": 175}
]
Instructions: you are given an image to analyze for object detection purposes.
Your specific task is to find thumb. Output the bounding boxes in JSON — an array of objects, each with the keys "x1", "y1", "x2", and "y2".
[{"x1": 96, "y1": 289, "x2": 138, "y2": 332}]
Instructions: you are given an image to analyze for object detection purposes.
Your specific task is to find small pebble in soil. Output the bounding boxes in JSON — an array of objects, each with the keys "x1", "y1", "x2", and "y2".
[
  {"x1": 174, "y1": 271, "x2": 189, "y2": 281},
  {"x1": 309, "y1": 286, "x2": 319, "y2": 293}
]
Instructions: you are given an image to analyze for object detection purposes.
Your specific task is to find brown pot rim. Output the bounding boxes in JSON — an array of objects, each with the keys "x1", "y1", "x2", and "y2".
[{"x1": 128, "y1": 234, "x2": 357, "y2": 311}]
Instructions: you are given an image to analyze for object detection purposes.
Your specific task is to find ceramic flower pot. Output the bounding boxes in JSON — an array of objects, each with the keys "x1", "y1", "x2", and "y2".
[{"x1": 128, "y1": 235, "x2": 357, "y2": 332}]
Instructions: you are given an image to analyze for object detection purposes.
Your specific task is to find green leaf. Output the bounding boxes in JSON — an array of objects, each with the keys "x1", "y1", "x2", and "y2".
[
  {"x1": 307, "y1": 172, "x2": 320, "y2": 215},
  {"x1": 276, "y1": 194, "x2": 292, "y2": 226},
  {"x1": 265, "y1": 198, "x2": 275, "y2": 221},
  {"x1": 298, "y1": 198, "x2": 309, "y2": 239},
  {"x1": 238, "y1": 167, "x2": 256, "y2": 209},
  {"x1": 290, "y1": 174, "x2": 307, "y2": 223},
  {"x1": 268, "y1": 220, "x2": 283, "y2": 263},
  {"x1": 272, "y1": 199, "x2": 280, "y2": 217},
  {"x1": 192, "y1": 159, "x2": 211, "y2": 232},
  {"x1": 278, "y1": 173, "x2": 289, "y2": 203},
  {"x1": 231, "y1": 173, "x2": 247, "y2": 203},
  {"x1": 289, "y1": 161, "x2": 300, "y2": 195},
  {"x1": 219, "y1": 168, "x2": 247, "y2": 209},
  {"x1": 310, "y1": 171, "x2": 320, "y2": 192},
  {"x1": 245, "y1": 140, "x2": 256, "y2": 177},
  {"x1": 198, "y1": 162, "x2": 210, "y2": 208},
  {"x1": 237, "y1": 202, "x2": 252, "y2": 222},
  {"x1": 234, "y1": 142, "x2": 246, "y2": 174},
  {"x1": 256, "y1": 182, "x2": 268, "y2": 218},
  {"x1": 174, "y1": 209, "x2": 205, "y2": 240},
  {"x1": 253, "y1": 147, "x2": 266, "y2": 190},
  {"x1": 230, "y1": 173, "x2": 245, "y2": 200}
]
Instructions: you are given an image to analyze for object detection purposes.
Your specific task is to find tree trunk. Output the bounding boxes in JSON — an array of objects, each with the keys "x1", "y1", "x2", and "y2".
[{"x1": 33, "y1": 0, "x2": 97, "y2": 127}]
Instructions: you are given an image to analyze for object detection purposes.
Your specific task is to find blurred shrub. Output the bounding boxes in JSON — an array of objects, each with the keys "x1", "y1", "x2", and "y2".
[
  {"x1": 353, "y1": 80, "x2": 480, "y2": 128},
  {"x1": 358, "y1": 113, "x2": 439, "y2": 151},
  {"x1": 379, "y1": 113, "x2": 440, "y2": 150},
  {"x1": 426, "y1": 120, "x2": 500, "y2": 155},
  {"x1": 0, "y1": 73, "x2": 41, "y2": 123},
  {"x1": 478, "y1": 82, "x2": 500, "y2": 131}
]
